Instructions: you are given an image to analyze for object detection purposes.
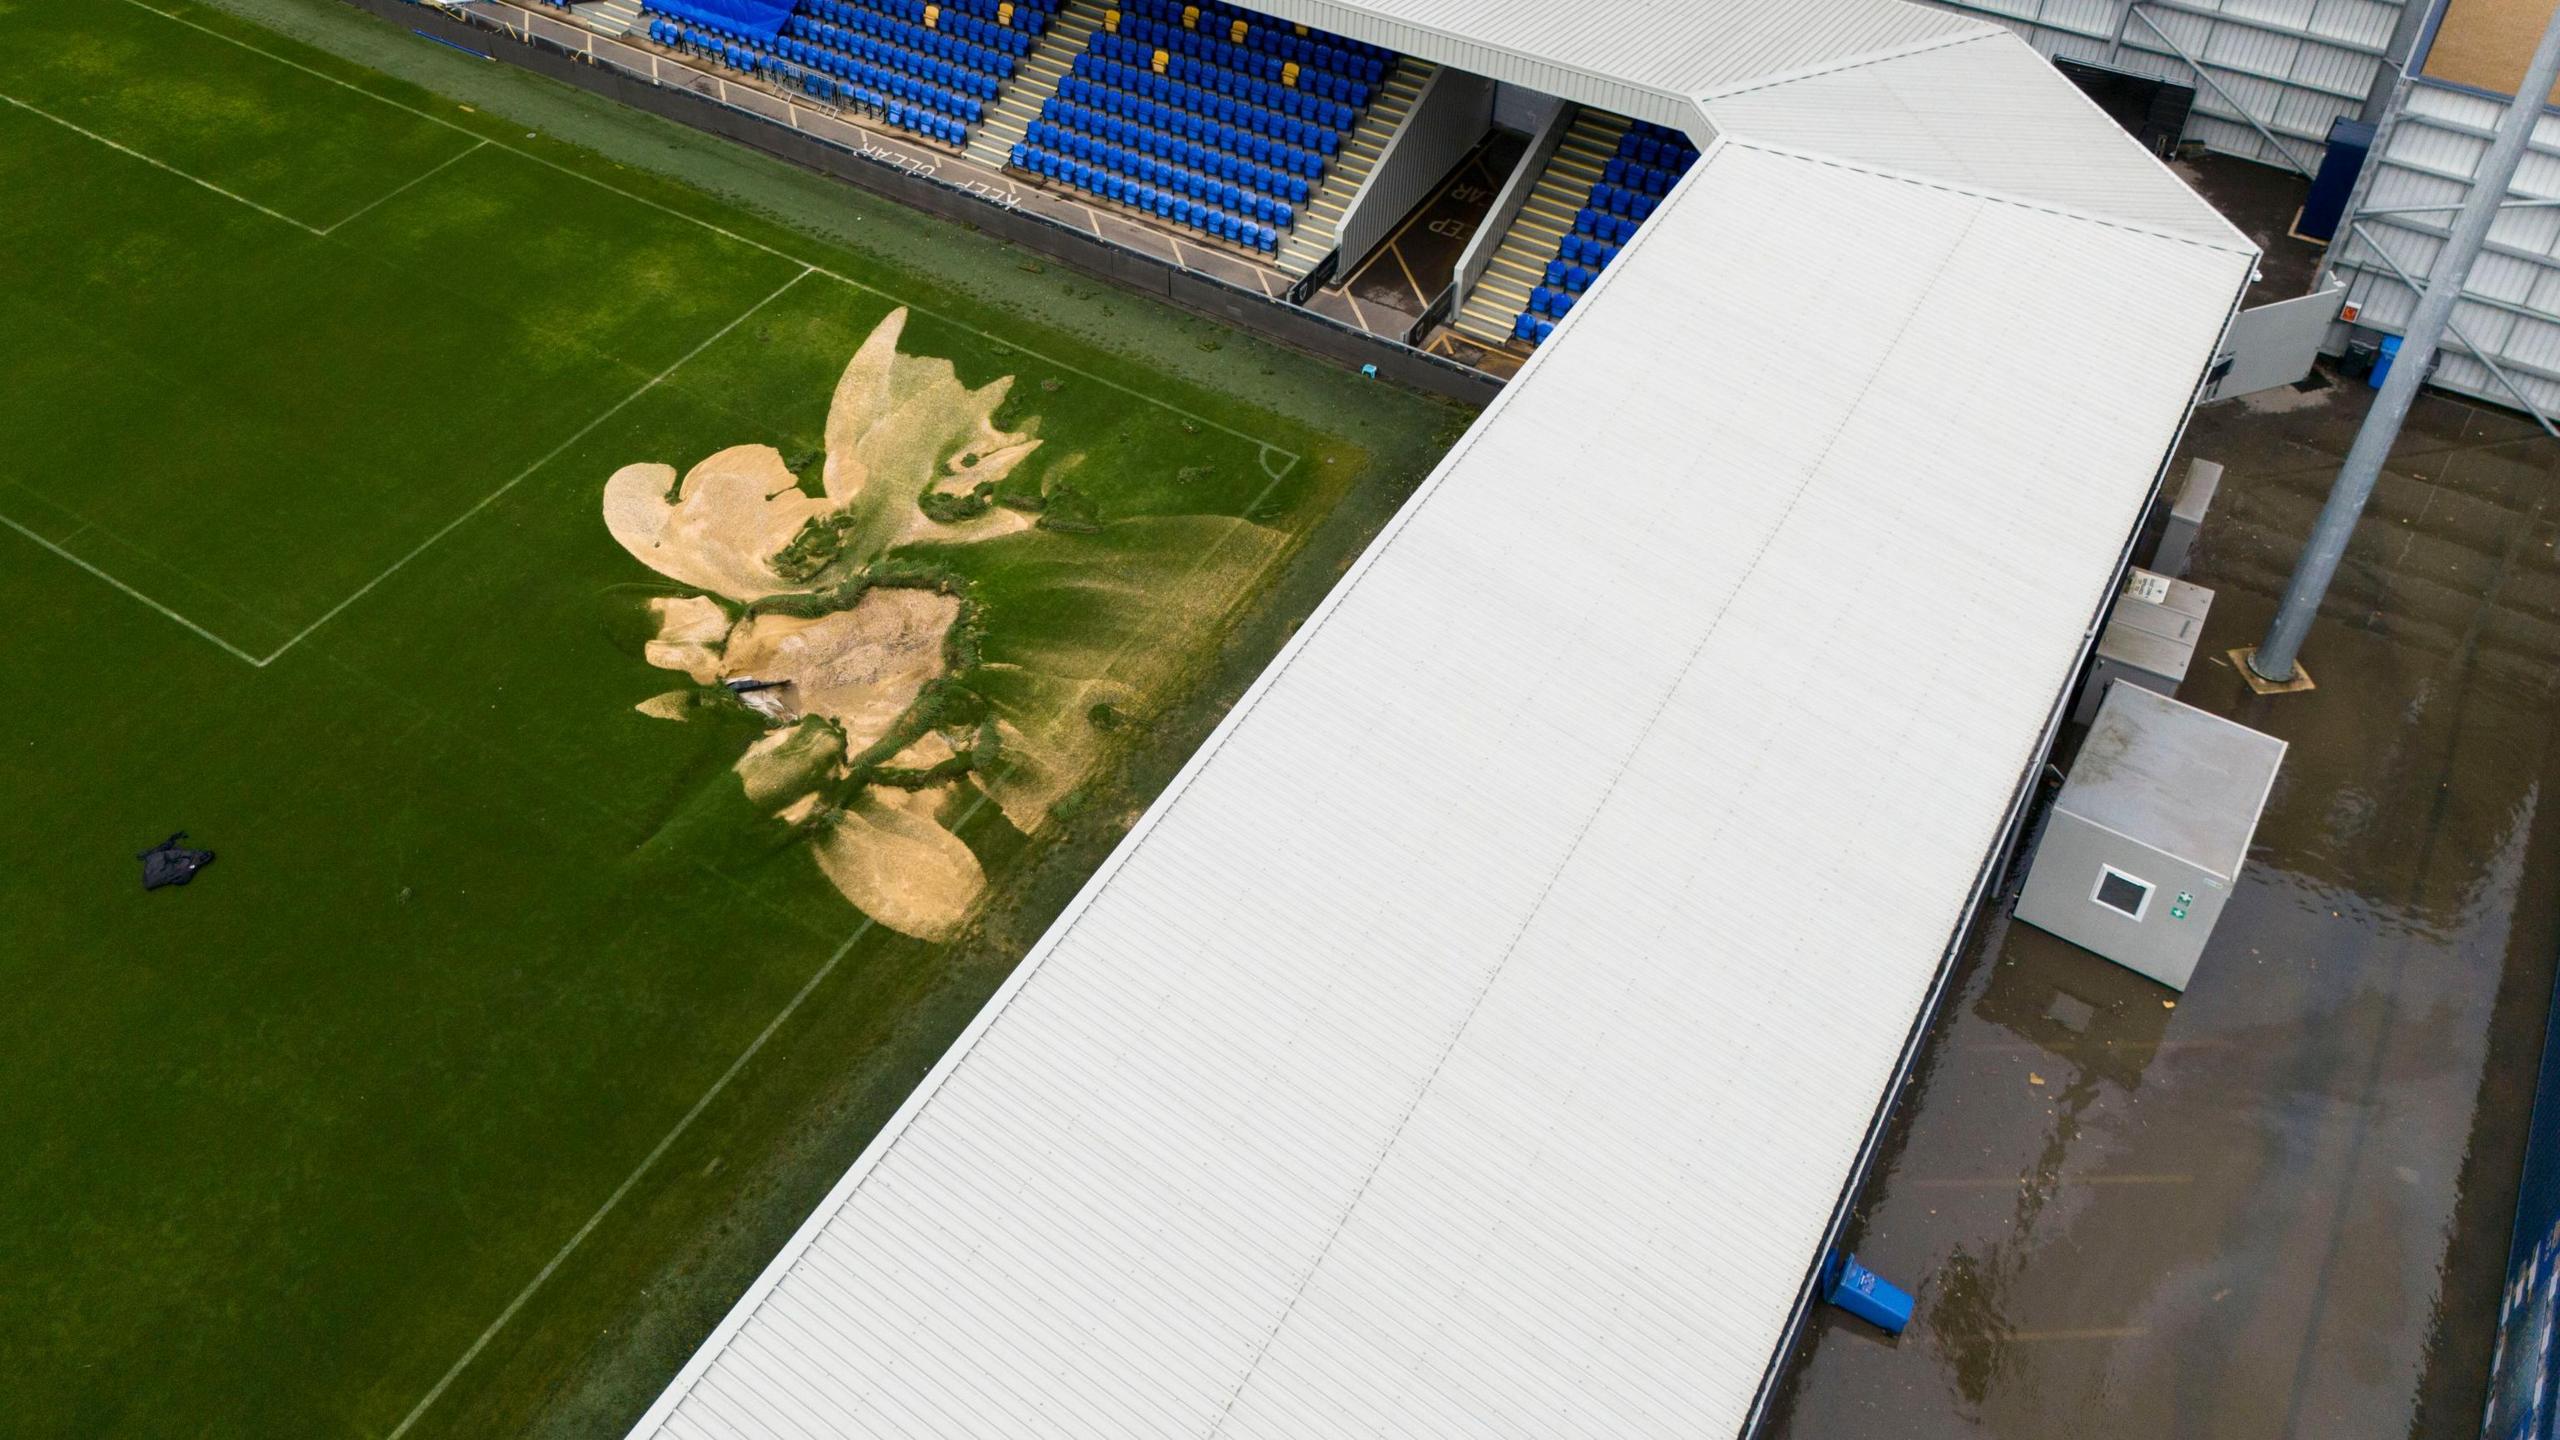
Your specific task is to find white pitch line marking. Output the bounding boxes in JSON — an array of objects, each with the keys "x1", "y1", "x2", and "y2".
[
  {"x1": 259, "y1": 265, "x2": 813, "y2": 666},
  {"x1": 0, "y1": 512, "x2": 268, "y2": 665},
  {"x1": 380, "y1": 286, "x2": 1308, "y2": 1434},
  {"x1": 3, "y1": 260, "x2": 803, "y2": 669},
  {"x1": 435, "y1": 432, "x2": 1301, "y2": 1428},
  {"x1": 376, "y1": 877, "x2": 916, "y2": 1440},
  {"x1": 112, "y1": 0, "x2": 1299, "y2": 461},
  {"x1": 320, "y1": 136, "x2": 489, "y2": 235},
  {"x1": 0, "y1": 48, "x2": 1326, "y2": 1431},
  {"x1": 26, "y1": 40, "x2": 1312, "y2": 1433},
  {"x1": 0, "y1": 87, "x2": 323, "y2": 234},
  {"x1": 15, "y1": 0, "x2": 1296, "y2": 663}
]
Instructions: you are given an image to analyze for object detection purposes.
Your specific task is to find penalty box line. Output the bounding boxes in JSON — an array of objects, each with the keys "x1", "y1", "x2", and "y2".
[
  {"x1": 42, "y1": 0, "x2": 1304, "y2": 663},
  {"x1": 115, "y1": 0, "x2": 1304, "y2": 467},
  {"x1": 382, "y1": 785, "x2": 1000, "y2": 1440},
  {"x1": 0, "y1": 511, "x2": 268, "y2": 666},
  {"x1": 378, "y1": 909, "x2": 884, "y2": 1440},
  {"x1": 258, "y1": 265, "x2": 815, "y2": 666},
  {"x1": 0, "y1": 87, "x2": 488, "y2": 237},
  {"x1": 0, "y1": 268, "x2": 810, "y2": 670},
  {"x1": 0, "y1": 87, "x2": 321, "y2": 235},
  {"x1": 320, "y1": 136, "x2": 491, "y2": 235}
]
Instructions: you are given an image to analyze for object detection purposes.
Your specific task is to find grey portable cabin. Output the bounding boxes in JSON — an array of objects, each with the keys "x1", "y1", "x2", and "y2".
[{"x1": 2017, "y1": 684, "x2": 2285, "y2": 991}]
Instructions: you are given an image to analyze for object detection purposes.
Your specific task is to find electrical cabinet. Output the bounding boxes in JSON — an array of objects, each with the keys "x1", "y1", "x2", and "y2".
[{"x1": 2019, "y1": 685, "x2": 2285, "y2": 991}]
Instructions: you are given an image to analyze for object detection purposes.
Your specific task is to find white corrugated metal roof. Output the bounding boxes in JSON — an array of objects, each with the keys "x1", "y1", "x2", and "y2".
[
  {"x1": 1700, "y1": 31, "x2": 2253, "y2": 248},
  {"x1": 1238, "y1": 0, "x2": 2000, "y2": 130},
  {"x1": 625, "y1": 134, "x2": 2253, "y2": 1439}
]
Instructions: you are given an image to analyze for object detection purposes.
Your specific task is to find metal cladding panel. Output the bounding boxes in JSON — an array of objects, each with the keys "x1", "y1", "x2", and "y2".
[
  {"x1": 625, "y1": 142, "x2": 2251, "y2": 1440},
  {"x1": 1701, "y1": 31, "x2": 2252, "y2": 246},
  {"x1": 2328, "y1": 82, "x2": 2560, "y2": 415},
  {"x1": 1918, "y1": 0, "x2": 2408, "y2": 169},
  {"x1": 1224, "y1": 0, "x2": 1994, "y2": 123}
]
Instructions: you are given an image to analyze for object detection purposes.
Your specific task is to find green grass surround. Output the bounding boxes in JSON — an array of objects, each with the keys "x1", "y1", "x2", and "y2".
[{"x1": 0, "y1": 1, "x2": 1468, "y2": 1434}]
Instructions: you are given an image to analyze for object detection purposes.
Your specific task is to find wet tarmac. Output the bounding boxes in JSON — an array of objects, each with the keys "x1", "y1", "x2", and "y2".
[
  {"x1": 1764, "y1": 378, "x2": 2560, "y2": 1438},
  {"x1": 2175, "y1": 151, "x2": 2323, "y2": 307}
]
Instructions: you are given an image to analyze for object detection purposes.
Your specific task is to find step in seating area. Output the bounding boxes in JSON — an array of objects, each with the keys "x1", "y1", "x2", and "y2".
[
  {"x1": 641, "y1": 0, "x2": 1056, "y2": 148},
  {"x1": 1514, "y1": 120, "x2": 1698, "y2": 345},
  {"x1": 1004, "y1": 1, "x2": 1390, "y2": 257}
]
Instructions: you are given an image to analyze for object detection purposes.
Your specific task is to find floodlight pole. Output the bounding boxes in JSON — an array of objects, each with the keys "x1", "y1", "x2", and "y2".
[{"x1": 2249, "y1": 5, "x2": 2560, "y2": 687}]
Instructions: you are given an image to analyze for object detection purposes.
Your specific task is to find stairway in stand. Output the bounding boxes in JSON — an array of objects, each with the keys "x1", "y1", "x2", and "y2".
[
  {"x1": 580, "y1": 0, "x2": 644, "y2": 38},
  {"x1": 1276, "y1": 56, "x2": 1431, "y2": 277},
  {"x1": 964, "y1": 3, "x2": 1096, "y2": 170},
  {"x1": 1450, "y1": 106, "x2": 1627, "y2": 349}
]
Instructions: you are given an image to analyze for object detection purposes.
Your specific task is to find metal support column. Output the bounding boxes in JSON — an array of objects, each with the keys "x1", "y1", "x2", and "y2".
[
  {"x1": 2362, "y1": 0, "x2": 2439, "y2": 123},
  {"x1": 2247, "y1": 5, "x2": 2560, "y2": 687}
]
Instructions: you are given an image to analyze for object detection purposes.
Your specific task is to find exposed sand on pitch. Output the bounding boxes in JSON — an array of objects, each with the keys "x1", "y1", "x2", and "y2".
[
  {"x1": 902, "y1": 502, "x2": 1033, "y2": 547},
  {"x1": 810, "y1": 786, "x2": 986, "y2": 942},
  {"x1": 605, "y1": 449, "x2": 835, "y2": 601},
  {"x1": 633, "y1": 586, "x2": 985, "y2": 939},
  {"x1": 733, "y1": 718, "x2": 849, "y2": 811},
  {"x1": 603, "y1": 310, "x2": 1299, "y2": 943},
  {"x1": 889, "y1": 730, "x2": 960, "y2": 770},
  {"x1": 719, "y1": 587, "x2": 960, "y2": 749},
  {"x1": 630, "y1": 586, "x2": 958, "y2": 749},
  {"x1": 642, "y1": 594, "x2": 732, "y2": 682}
]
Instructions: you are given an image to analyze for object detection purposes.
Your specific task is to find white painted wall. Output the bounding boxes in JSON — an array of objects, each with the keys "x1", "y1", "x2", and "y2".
[{"x1": 2325, "y1": 80, "x2": 2560, "y2": 417}]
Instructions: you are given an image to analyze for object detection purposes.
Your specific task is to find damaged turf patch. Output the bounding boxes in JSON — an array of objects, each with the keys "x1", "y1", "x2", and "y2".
[{"x1": 604, "y1": 306, "x2": 1282, "y2": 941}]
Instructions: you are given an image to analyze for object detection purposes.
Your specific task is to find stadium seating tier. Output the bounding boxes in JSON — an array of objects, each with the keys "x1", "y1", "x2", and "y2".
[
  {"x1": 1516, "y1": 119, "x2": 1696, "y2": 345},
  {"x1": 641, "y1": 0, "x2": 1061, "y2": 146},
  {"x1": 998, "y1": 1, "x2": 1399, "y2": 260}
]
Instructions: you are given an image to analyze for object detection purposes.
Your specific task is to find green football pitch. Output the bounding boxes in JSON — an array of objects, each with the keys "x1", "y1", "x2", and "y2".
[{"x1": 0, "y1": 1, "x2": 1459, "y2": 1434}]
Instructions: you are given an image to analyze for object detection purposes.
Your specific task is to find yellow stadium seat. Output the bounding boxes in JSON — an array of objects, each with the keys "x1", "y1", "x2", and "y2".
[
  {"x1": 1229, "y1": 18, "x2": 1246, "y2": 43},
  {"x1": 998, "y1": 0, "x2": 1013, "y2": 20},
  {"x1": 1182, "y1": 5, "x2": 1198, "y2": 29},
  {"x1": 1281, "y1": 60, "x2": 1299, "y2": 86},
  {"x1": 923, "y1": 3, "x2": 938, "y2": 26},
  {"x1": 1152, "y1": 46, "x2": 1169, "y2": 73},
  {"x1": 1103, "y1": 7, "x2": 1118, "y2": 31}
]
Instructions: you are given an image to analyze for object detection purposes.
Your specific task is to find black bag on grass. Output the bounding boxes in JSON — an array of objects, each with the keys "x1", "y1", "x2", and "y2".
[{"x1": 139, "y1": 832, "x2": 215, "y2": 891}]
